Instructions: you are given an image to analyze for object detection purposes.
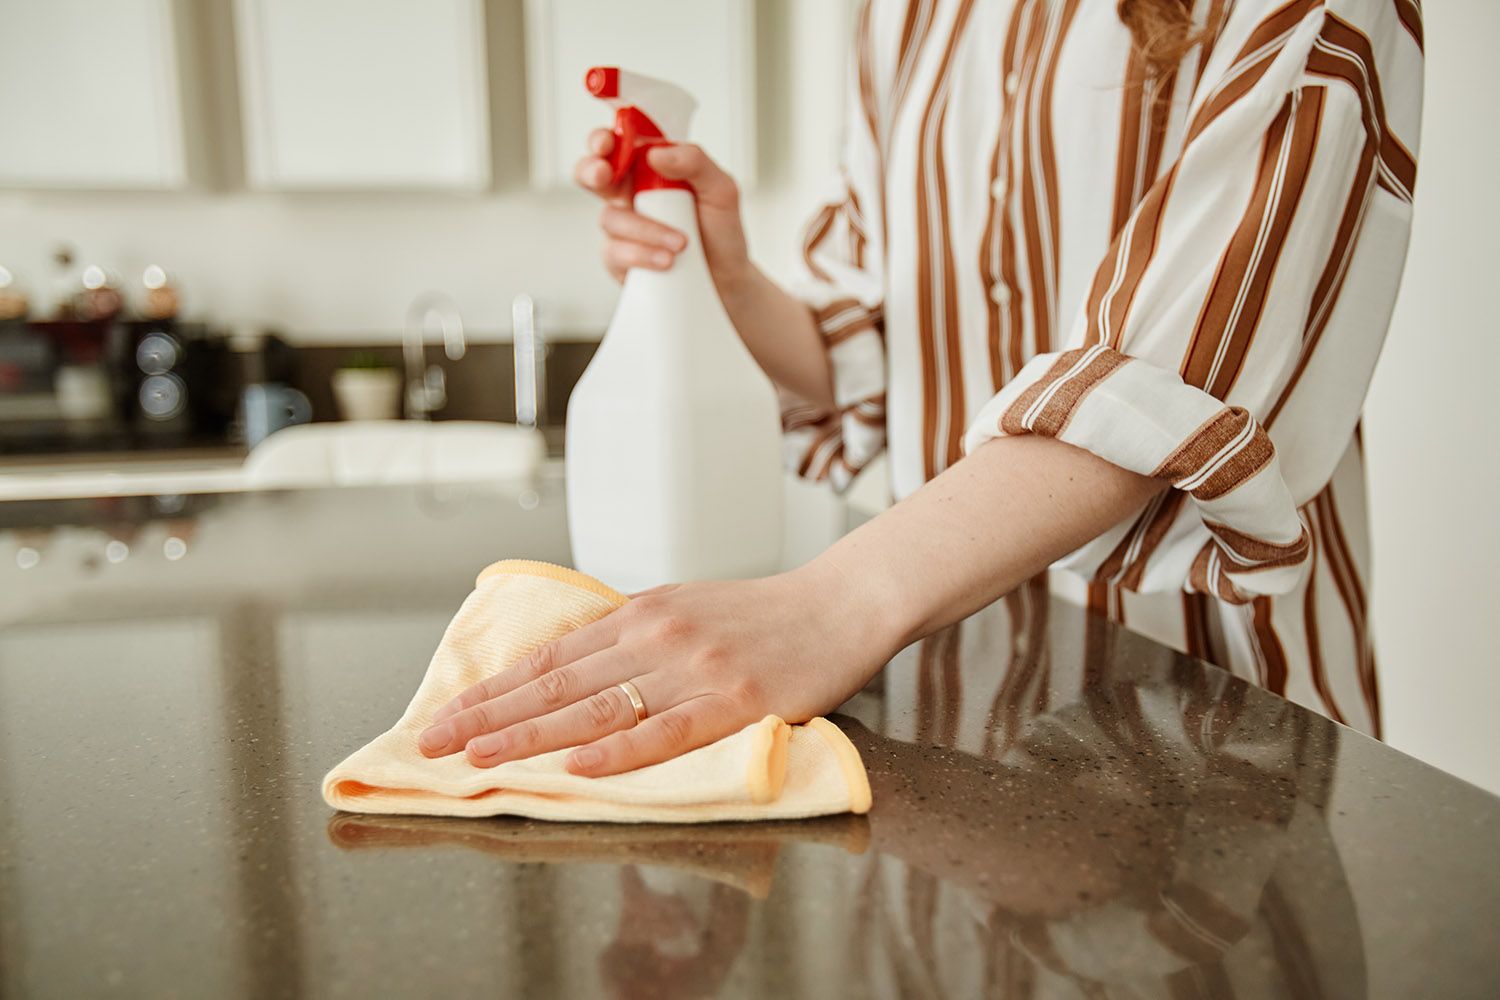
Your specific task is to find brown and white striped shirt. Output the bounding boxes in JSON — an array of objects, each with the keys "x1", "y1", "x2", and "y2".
[{"x1": 782, "y1": 0, "x2": 1423, "y2": 735}]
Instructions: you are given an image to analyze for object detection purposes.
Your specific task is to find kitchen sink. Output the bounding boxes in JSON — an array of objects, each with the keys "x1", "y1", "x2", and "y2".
[
  {"x1": 241, "y1": 420, "x2": 546, "y2": 490},
  {"x1": 0, "y1": 420, "x2": 547, "y2": 501}
]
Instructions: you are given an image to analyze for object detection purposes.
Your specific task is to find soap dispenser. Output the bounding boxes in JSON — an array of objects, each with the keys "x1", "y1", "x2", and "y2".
[{"x1": 565, "y1": 67, "x2": 783, "y2": 594}]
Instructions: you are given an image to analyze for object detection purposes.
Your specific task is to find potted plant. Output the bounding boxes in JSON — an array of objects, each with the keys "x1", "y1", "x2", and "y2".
[{"x1": 331, "y1": 352, "x2": 401, "y2": 421}]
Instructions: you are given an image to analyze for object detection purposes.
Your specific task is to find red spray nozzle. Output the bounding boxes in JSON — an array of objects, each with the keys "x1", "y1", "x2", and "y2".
[
  {"x1": 584, "y1": 67, "x2": 695, "y2": 197},
  {"x1": 584, "y1": 66, "x2": 619, "y2": 99}
]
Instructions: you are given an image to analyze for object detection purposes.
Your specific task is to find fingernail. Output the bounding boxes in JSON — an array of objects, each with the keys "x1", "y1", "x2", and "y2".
[
  {"x1": 570, "y1": 747, "x2": 601, "y2": 771},
  {"x1": 651, "y1": 251, "x2": 673, "y2": 268},
  {"x1": 662, "y1": 233, "x2": 686, "y2": 251},
  {"x1": 470, "y1": 734, "x2": 505, "y2": 759},
  {"x1": 419, "y1": 722, "x2": 452, "y2": 753}
]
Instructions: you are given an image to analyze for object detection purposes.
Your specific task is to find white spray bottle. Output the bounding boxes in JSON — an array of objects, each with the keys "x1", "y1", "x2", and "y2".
[{"x1": 565, "y1": 67, "x2": 783, "y2": 594}]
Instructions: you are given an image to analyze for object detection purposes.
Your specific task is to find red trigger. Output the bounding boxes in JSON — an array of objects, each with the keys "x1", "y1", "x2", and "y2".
[
  {"x1": 608, "y1": 108, "x2": 640, "y2": 186},
  {"x1": 609, "y1": 107, "x2": 687, "y2": 194}
]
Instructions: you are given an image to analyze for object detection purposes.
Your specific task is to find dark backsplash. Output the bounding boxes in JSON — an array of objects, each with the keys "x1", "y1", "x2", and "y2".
[
  {"x1": 287, "y1": 341, "x2": 599, "y2": 430},
  {"x1": 0, "y1": 335, "x2": 598, "y2": 460}
]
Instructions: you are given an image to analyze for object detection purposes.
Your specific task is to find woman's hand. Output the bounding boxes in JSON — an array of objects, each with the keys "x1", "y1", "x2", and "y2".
[
  {"x1": 416, "y1": 563, "x2": 898, "y2": 776},
  {"x1": 575, "y1": 130, "x2": 751, "y2": 294},
  {"x1": 577, "y1": 127, "x2": 840, "y2": 411}
]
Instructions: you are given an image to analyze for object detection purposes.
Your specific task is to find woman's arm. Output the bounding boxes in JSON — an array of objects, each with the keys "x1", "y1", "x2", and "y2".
[
  {"x1": 818, "y1": 434, "x2": 1164, "y2": 648},
  {"x1": 415, "y1": 434, "x2": 1163, "y2": 776},
  {"x1": 713, "y1": 256, "x2": 838, "y2": 413}
]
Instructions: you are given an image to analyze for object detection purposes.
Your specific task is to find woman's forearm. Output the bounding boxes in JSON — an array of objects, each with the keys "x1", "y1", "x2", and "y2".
[
  {"x1": 716, "y1": 264, "x2": 836, "y2": 411},
  {"x1": 804, "y1": 434, "x2": 1167, "y2": 652}
]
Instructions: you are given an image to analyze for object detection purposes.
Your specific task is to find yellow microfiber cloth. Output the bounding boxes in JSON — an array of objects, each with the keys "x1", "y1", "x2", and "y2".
[{"x1": 322, "y1": 560, "x2": 872, "y2": 823}]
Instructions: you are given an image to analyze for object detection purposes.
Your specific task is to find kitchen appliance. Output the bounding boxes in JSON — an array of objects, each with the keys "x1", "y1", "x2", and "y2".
[
  {"x1": 122, "y1": 319, "x2": 238, "y2": 440},
  {"x1": 0, "y1": 317, "x2": 240, "y2": 454},
  {"x1": 0, "y1": 318, "x2": 116, "y2": 442},
  {"x1": 565, "y1": 67, "x2": 782, "y2": 593}
]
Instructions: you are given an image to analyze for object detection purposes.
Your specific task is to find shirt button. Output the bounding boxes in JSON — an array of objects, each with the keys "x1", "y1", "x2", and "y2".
[
  {"x1": 990, "y1": 282, "x2": 1012, "y2": 306},
  {"x1": 991, "y1": 176, "x2": 1008, "y2": 201},
  {"x1": 1005, "y1": 72, "x2": 1020, "y2": 96}
]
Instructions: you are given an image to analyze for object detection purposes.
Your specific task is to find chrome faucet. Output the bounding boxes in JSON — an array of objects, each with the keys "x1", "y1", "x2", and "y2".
[
  {"x1": 403, "y1": 292, "x2": 466, "y2": 419},
  {"x1": 511, "y1": 293, "x2": 547, "y2": 428}
]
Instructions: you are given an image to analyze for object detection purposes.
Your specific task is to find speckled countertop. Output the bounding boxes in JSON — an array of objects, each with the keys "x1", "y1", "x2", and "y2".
[{"x1": 1, "y1": 484, "x2": 1497, "y2": 999}]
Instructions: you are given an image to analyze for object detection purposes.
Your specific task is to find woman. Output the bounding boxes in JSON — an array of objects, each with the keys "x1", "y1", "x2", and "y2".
[{"x1": 419, "y1": 0, "x2": 1423, "y2": 775}]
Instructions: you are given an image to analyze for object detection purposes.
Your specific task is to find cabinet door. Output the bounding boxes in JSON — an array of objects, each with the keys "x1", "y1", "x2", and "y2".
[
  {"x1": 524, "y1": 0, "x2": 755, "y2": 189},
  {"x1": 234, "y1": 0, "x2": 491, "y2": 191},
  {"x1": 0, "y1": 0, "x2": 190, "y2": 189}
]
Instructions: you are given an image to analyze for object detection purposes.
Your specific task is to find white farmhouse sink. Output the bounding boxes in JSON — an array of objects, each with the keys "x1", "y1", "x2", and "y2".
[
  {"x1": 0, "y1": 421, "x2": 547, "y2": 501},
  {"x1": 241, "y1": 420, "x2": 546, "y2": 489}
]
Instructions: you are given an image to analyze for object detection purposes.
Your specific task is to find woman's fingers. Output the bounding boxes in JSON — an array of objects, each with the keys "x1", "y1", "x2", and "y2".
[
  {"x1": 565, "y1": 695, "x2": 740, "y2": 777},
  {"x1": 464, "y1": 682, "x2": 644, "y2": 768},
  {"x1": 644, "y1": 145, "x2": 738, "y2": 207},
  {"x1": 603, "y1": 239, "x2": 676, "y2": 278},
  {"x1": 420, "y1": 645, "x2": 645, "y2": 758},
  {"x1": 574, "y1": 154, "x2": 615, "y2": 195},
  {"x1": 599, "y1": 204, "x2": 686, "y2": 252},
  {"x1": 574, "y1": 130, "x2": 623, "y2": 199},
  {"x1": 425, "y1": 615, "x2": 619, "y2": 728},
  {"x1": 598, "y1": 202, "x2": 687, "y2": 280}
]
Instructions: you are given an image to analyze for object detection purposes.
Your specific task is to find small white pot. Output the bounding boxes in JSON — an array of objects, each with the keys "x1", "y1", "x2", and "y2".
[{"x1": 331, "y1": 368, "x2": 402, "y2": 422}]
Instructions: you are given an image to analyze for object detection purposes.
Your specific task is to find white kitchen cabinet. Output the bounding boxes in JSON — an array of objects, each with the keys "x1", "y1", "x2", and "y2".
[
  {"x1": 233, "y1": 0, "x2": 491, "y2": 191},
  {"x1": 0, "y1": 0, "x2": 192, "y2": 189},
  {"x1": 524, "y1": 0, "x2": 755, "y2": 189}
]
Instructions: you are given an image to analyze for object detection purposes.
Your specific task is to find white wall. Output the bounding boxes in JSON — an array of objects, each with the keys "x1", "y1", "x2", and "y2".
[
  {"x1": 1364, "y1": 1, "x2": 1500, "y2": 794},
  {"x1": 0, "y1": 0, "x2": 849, "y2": 342}
]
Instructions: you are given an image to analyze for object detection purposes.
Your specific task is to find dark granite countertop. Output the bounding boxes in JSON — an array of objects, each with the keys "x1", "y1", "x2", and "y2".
[{"x1": 1, "y1": 484, "x2": 1496, "y2": 998}]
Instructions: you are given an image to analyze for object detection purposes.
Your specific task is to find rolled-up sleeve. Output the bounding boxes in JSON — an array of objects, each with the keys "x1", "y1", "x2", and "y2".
[
  {"x1": 962, "y1": 6, "x2": 1419, "y2": 603},
  {"x1": 782, "y1": 3, "x2": 888, "y2": 493}
]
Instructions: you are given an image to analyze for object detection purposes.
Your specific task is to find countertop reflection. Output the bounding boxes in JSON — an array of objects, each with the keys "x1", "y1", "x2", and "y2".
[{"x1": 1, "y1": 484, "x2": 1496, "y2": 999}]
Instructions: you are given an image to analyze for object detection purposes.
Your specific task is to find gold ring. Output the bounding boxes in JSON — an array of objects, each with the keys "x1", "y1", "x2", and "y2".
[{"x1": 617, "y1": 680, "x2": 648, "y2": 725}]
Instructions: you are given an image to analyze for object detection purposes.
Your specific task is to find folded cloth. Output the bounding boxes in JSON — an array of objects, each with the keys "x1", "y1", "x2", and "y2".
[{"x1": 322, "y1": 560, "x2": 872, "y2": 823}]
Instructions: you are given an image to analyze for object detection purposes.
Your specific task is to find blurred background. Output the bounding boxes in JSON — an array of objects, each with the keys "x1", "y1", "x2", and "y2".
[{"x1": 0, "y1": 0, "x2": 1494, "y2": 793}]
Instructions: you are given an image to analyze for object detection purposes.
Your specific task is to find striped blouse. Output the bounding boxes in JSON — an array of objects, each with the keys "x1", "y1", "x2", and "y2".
[{"x1": 781, "y1": 0, "x2": 1423, "y2": 735}]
